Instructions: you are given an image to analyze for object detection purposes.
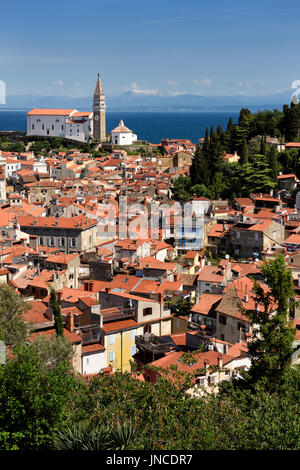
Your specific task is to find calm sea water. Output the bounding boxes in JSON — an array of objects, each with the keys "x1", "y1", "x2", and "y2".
[{"x1": 0, "y1": 110, "x2": 239, "y2": 144}]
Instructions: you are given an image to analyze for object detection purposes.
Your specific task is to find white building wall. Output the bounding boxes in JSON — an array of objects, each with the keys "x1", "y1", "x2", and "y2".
[
  {"x1": 82, "y1": 350, "x2": 106, "y2": 375},
  {"x1": 27, "y1": 114, "x2": 72, "y2": 138},
  {"x1": 111, "y1": 132, "x2": 137, "y2": 146}
]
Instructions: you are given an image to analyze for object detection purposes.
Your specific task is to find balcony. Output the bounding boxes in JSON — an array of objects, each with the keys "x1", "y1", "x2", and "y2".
[
  {"x1": 78, "y1": 324, "x2": 101, "y2": 345},
  {"x1": 101, "y1": 306, "x2": 136, "y2": 323},
  {"x1": 135, "y1": 333, "x2": 173, "y2": 355}
]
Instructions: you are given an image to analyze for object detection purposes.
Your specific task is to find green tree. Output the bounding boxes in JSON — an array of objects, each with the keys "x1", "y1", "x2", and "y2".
[
  {"x1": 0, "y1": 284, "x2": 30, "y2": 348},
  {"x1": 0, "y1": 340, "x2": 83, "y2": 450},
  {"x1": 240, "y1": 138, "x2": 249, "y2": 165},
  {"x1": 269, "y1": 145, "x2": 279, "y2": 181},
  {"x1": 172, "y1": 175, "x2": 192, "y2": 202},
  {"x1": 242, "y1": 255, "x2": 296, "y2": 391},
  {"x1": 190, "y1": 143, "x2": 211, "y2": 187},
  {"x1": 50, "y1": 288, "x2": 64, "y2": 337}
]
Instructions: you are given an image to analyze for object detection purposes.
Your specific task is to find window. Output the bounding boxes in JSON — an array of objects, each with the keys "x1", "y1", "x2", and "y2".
[
  {"x1": 236, "y1": 231, "x2": 240, "y2": 238},
  {"x1": 109, "y1": 334, "x2": 115, "y2": 345},
  {"x1": 32, "y1": 124, "x2": 34, "y2": 130},
  {"x1": 49, "y1": 237, "x2": 55, "y2": 247},
  {"x1": 39, "y1": 236, "x2": 44, "y2": 245},
  {"x1": 70, "y1": 238, "x2": 76, "y2": 248},
  {"x1": 144, "y1": 325, "x2": 151, "y2": 334},
  {"x1": 237, "y1": 322, "x2": 246, "y2": 332},
  {"x1": 131, "y1": 345, "x2": 136, "y2": 356},
  {"x1": 52, "y1": 125, "x2": 54, "y2": 130},
  {"x1": 42, "y1": 125, "x2": 44, "y2": 130},
  {"x1": 109, "y1": 351, "x2": 115, "y2": 362},
  {"x1": 143, "y1": 307, "x2": 152, "y2": 316},
  {"x1": 131, "y1": 329, "x2": 136, "y2": 340},
  {"x1": 197, "y1": 377, "x2": 206, "y2": 387},
  {"x1": 60, "y1": 237, "x2": 65, "y2": 247},
  {"x1": 219, "y1": 315, "x2": 227, "y2": 325},
  {"x1": 62, "y1": 125, "x2": 64, "y2": 131}
]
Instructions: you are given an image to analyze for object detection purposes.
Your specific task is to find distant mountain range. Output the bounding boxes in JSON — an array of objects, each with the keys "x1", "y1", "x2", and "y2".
[{"x1": 0, "y1": 90, "x2": 294, "y2": 113}]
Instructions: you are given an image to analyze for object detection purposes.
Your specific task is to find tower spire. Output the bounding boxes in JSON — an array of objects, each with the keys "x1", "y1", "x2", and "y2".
[{"x1": 93, "y1": 73, "x2": 106, "y2": 142}]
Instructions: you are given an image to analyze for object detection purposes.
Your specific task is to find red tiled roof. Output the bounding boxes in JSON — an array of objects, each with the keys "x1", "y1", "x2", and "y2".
[{"x1": 191, "y1": 294, "x2": 222, "y2": 315}]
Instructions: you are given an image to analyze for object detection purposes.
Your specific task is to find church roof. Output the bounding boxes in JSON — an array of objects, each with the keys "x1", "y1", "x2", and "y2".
[
  {"x1": 111, "y1": 120, "x2": 133, "y2": 134},
  {"x1": 27, "y1": 109, "x2": 76, "y2": 116}
]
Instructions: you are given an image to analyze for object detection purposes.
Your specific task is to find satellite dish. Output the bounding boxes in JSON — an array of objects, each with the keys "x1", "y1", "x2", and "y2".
[{"x1": 225, "y1": 254, "x2": 229, "y2": 259}]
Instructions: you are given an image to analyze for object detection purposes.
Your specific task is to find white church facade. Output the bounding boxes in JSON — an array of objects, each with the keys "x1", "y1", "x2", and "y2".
[
  {"x1": 26, "y1": 109, "x2": 93, "y2": 143},
  {"x1": 26, "y1": 76, "x2": 138, "y2": 145},
  {"x1": 111, "y1": 120, "x2": 137, "y2": 145},
  {"x1": 26, "y1": 74, "x2": 106, "y2": 143}
]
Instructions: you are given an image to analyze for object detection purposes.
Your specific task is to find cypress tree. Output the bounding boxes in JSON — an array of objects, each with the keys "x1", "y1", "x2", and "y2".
[
  {"x1": 190, "y1": 144, "x2": 210, "y2": 187},
  {"x1": 260, "y1": 134, "x2": 266, "y2": 155},
  {"x1": 269, "y1": 145, "x2": 279, "y2": 181},
  {"x1": 240, "y1": 138, "x2": 249, "y2": 165},
  {"x1": 50, "y1": 288, "x2": 64, "y2": 337},
  {"x1": 244, "y1": 255, "x2": 296, "y2": 392},
  {"x1": 209, "y1": 126, "x2": 224, "y2": 179}
]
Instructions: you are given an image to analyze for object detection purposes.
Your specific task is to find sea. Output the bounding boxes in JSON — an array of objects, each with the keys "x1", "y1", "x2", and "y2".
[{"x1": 0, "y1": 110, "x2": 240, "y2": 144}]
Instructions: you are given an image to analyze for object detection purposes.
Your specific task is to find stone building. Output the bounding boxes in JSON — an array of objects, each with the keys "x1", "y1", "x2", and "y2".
[{"x1": 18, "y1": 215, "x2": 98, "y2": 254}]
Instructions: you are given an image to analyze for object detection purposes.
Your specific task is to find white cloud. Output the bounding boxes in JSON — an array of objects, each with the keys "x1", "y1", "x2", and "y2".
[
  {"x1": 168, "y1": 80, "x2": 178, "y2": 87},
  {"x1": 193, "y1": 79, "x2": 212, "y2": 86},
  {"x1": 52, "y1": 80, "x2": 63, "y2": 87},
  {"x1": 167, "y1": 90, "x2": 186, "y2": 96},
  {"x1": 125, "y1": 82, "x2": 163, "y2": 96}
]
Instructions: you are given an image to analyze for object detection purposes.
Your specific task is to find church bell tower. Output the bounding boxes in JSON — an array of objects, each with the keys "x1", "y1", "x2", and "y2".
[{"x1": 93, "y1": 73, "x2": 106, "y2": 142}]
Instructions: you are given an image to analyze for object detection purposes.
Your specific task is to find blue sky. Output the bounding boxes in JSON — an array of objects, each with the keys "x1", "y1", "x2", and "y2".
[{"x1": 1, "y1": 0, "x2": 300, "y2": 98}]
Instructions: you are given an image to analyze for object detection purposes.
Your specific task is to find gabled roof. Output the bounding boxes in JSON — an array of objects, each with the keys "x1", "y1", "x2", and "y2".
[{"x1": 27, "y1": 109, "x2": 76, "y2": 116}]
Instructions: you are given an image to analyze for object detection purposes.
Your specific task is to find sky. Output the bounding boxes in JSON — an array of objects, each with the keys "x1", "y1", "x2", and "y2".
[{"x1": 1, "y1": 0, "x2": 300, "y2": 99}]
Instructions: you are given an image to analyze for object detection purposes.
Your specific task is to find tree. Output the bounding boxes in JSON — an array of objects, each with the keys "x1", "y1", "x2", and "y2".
[
  {"x1": 50, "y1": 288, "x2": 64, "y2": 337},
  {"x1": 189, "y1": 144, "x2": 210, "y2": 187},
  {"x1": 242, "y1": 255, "x2": 296, "y2": 391},
  {"x1": 172, "y1": 175, "x2": 192, "y2": 202},
  {"x1": 269, "y1": 145, "x2": 279, "y2": 181},
  {"x1": 0, "y1": 340, "x2": 83, "y2": 450},
  {"x1": 240, "y1": 138, "x2": 249, "y2": 165},
  {"x1": 0, "y1": 284, "x2": 30, "y2": 348}
]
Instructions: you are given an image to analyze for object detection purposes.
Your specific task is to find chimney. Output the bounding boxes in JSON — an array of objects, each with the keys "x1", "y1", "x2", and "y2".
[
  {"x1": 204, "y1": 360, "x2": 209, "y2": 373},
  {"x1": 224, "y1": 344, "x2": 229, "y2": 354},
  {"x1": 244, "y1": 284, "x2": 248, "y2": 303},
  {"x1": 66, "y1": 309, "x2": 75, "y2": 332},
  {"x1": 218, "y1": 356, "x2": 223, "y2": 369}
]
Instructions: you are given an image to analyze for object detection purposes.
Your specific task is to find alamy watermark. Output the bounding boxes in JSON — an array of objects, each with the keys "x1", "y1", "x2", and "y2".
[
  {"x1": 0, "y1": 80, "x2": 6, "y2": 104},
  {"x1": 94, "y1": 199, "x2": 206, "y2": 249}
]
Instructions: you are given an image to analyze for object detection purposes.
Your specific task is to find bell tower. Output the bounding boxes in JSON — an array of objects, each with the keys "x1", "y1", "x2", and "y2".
[{"x1": 93, "y1": 73, "x2": 106, "y2": 142}]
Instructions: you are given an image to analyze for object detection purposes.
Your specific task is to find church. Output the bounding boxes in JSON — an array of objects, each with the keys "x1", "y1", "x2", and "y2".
[{"x1": 26, "y1": 74, "x2": 106, "y2": 143}]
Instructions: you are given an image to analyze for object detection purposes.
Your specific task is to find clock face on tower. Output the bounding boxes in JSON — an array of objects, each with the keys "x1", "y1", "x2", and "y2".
[{"x1": 94, "y1": 115, "x2": 99, "y2": 121}]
